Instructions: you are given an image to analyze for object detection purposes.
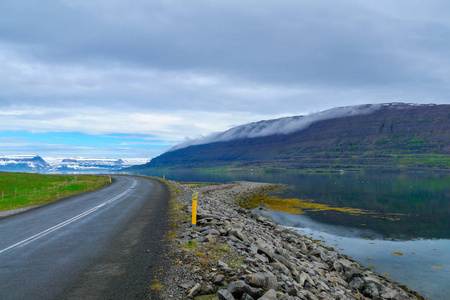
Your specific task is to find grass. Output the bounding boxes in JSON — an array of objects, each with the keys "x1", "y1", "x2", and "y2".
[
  {"x1": 0, "y1": 171, "x2": 111, "y2": 211},
  {"x1": 149, "y1": 283, "x2": 164, "y2": 291}
]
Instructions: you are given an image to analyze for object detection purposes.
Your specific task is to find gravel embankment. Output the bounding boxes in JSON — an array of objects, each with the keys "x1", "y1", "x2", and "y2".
[
  {"x1": 155, "y1": 181, "x2": 423, "y2": 300},
  {"x1": 0, "y1": 206, "x2": 39, "y2": 219}
]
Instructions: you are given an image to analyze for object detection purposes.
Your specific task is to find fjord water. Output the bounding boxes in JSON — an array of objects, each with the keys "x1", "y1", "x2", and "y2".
[{"x1": 142, "y1": 170, "x2": 449, "y2": 299}]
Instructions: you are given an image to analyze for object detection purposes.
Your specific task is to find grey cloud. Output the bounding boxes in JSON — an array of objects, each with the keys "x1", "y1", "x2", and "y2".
[
  {"x1": 2, "y1": 0, "x2": 450, "y2": 88},
  {"x1": 0, "y1": 0, "x2": 449, "y2": 145}
]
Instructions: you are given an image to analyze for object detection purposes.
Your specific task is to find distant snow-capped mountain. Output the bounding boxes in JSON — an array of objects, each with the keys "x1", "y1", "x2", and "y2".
[
  {"x1": 45, "y1": 157, "x2": 149, "y2": 172},
  {"x1": 0, "y1": 156, "x2": 149, "y2": 173},
  {"x1": 0, "y1": 155, "x2": 49, "y2": 172}
]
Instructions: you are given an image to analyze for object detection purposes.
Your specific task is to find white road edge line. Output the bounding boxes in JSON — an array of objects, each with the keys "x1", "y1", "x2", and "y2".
[{"x1": 0, "y1": 179, "x2": 137, "y2": 255}]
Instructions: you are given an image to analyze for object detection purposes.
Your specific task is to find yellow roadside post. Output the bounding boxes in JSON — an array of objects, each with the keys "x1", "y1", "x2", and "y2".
[
  {"x1": 192, "y1": 192, "x2": 198, "y2": 228},
  {"x1": 163, "y1": 174, "x2": 165, "y2": 180},
  {"x1": 108, "y1": 175, "x2": 112, "y2": 183}
]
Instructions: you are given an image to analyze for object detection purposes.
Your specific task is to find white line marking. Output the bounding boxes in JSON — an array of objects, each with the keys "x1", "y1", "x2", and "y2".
[{"x1": 0, "y1": 179, "x2": 137, "y2": 255}]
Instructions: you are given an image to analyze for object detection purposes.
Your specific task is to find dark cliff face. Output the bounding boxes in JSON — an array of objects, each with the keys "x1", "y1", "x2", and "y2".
[{"x1": 137, "y1": 103, "x2": 450, "y2": 171}]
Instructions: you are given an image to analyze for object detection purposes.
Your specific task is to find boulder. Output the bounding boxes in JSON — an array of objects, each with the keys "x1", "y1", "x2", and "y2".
[
  {"x1": 227, "y1": 280, "x2": 263, "y2": 299},
  {"x1": 217, "y1": 289, "x2": 235, "y2": 300}
]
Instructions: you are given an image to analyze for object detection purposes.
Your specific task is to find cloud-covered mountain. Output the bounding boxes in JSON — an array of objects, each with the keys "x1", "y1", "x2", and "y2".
[
  {"x1": 131, "y1": 103, "x2": 450, "y2": 172},
  {"x1": 170, "y1": 104, "x2": 381, "y2": 151}
]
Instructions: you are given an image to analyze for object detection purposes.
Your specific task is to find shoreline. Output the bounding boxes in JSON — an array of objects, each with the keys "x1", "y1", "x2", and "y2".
[{"x1": 156, "y1": 180, "x2": 424, "y2": 300}]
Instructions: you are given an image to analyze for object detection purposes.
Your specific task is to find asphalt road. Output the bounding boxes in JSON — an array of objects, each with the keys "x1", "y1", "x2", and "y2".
[{"x1": 0, "y1": 175, "x2": 170, "y2": 300}]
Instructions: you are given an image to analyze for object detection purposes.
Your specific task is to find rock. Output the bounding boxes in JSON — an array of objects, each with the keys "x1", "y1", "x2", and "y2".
[
  {"x1": 205, "y1": 234, "x2": 217, "y2": 243},
  {"x1": 272, "y1": 253, "x2": 294, "y2": 271},
  {"x1": 269, "y1": 261, "x2": 290, "y2": 275},
  {"x1": 244, "y1": 272, "x2": 278, "y2": 291},
  {"x1": 250, "y1": 244, "x2": 259, "y2": 256},
  {"x1": 179, "y1": 280, "x2": 196, "y2": 289},
  {"x1": 332, "y1": 260, "x2": 343, "y2": 273},
  {"x1": 177, "y1": 238, "x2": 190, "y2": 246},
  {"x1": 217, "y1": 289, "x2": 235, "y2": 300},
  {"x1": 258, "y1": 289, "x2": 278, "y2": 300},
  {"x1": 195, "y1": 236, "x2": 208, "y2": 243},
  {"x1": 227, "y1": 280, "x2": 263, "y2": 299},
  {"x1": 201, "y1": 228, "x2": 221, "y2": 236},
  {"x1": 349, "y1": 277, "x2": 364, "y2": 291},
  {"x1": 213, "y1": 274, "x2": 225, "y2": 285},
  {"x1": 255, "y1": 253, "x2": 269, "y2": 263},
  {"x1": 187, "y1": 282, "x2": 202, "y2": 298},
  {"x1": 298, "y1": 272, "x2": 315, "y2": 287},
  {"x1": 201, "y1": 283, "x2": 215, "y2": 295},
  {"x1": 245, "y1": 273, "x2": 265, "y2": 288},
  {"x1": 286, "y1": 285, "x2": 300, "y2": 297},
  {"x1": 218, "y1": 260, "x2": 230, "y2": 269},
  {"x1": 265, "y1": 272, "x2": 278, "y2": 291},
  {"x1": 363, "y1": 283, "x2": 380, "y2": 298},
  {"x1": 240, "y1": 293, "x2": 255, "y2": 300}
]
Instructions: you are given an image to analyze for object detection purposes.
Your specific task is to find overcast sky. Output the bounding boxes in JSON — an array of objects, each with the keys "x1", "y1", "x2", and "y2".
[{"x1": 1, "y1": 0, "x2": 449, "y2": 159}]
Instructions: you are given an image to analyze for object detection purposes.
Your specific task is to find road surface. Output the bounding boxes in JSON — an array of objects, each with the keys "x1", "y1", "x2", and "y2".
[{"x1": 0, "y1": 175, "x2": 169, "y2": 299}]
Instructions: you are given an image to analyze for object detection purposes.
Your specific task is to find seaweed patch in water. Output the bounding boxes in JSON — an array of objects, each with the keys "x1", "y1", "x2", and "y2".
[{"x1": 236, "y1": 186, "x2": 406, "y2": 222}]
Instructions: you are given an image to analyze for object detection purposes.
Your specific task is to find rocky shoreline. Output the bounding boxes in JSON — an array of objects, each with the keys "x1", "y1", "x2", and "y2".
[{"x1": 156, "y1": 180, "x2": 423, "y2": 300}]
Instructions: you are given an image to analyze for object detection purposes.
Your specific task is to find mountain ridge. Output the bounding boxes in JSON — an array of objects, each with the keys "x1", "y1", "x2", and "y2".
[{"x1": 132, "y1": 103, "x2": 450, "y2": 172}]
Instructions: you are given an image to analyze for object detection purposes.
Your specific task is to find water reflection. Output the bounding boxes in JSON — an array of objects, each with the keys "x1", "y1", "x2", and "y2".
[
  {"x1": 139, "y1": 170, "x2": 449, "y2": 299},
  {"x1": 262, "y1": 210, "x2": 450, "y2": 300}
]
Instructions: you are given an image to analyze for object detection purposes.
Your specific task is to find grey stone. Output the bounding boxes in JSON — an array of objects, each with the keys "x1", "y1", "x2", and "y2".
[
  {"x1": 265, "y1": 272, "x2": 278, "y2": 290},
  {"x1": 177, "y1": 238, "x2": 190, "y2": 246},
  {"x1": 269, "y1": 261, "x2": 290, "y2": 275},
  {"x1": 213, "y1": 274, "x2": 225, "y2": 284},
  {"x1": 299, "y1": 272, "x2": 315, "y2": 287},
  {"x1": 227, "y1": 280, "x2": 263, "y2": 299},
  {"x1": 187, "y1": 282, "x2": 202, "y2": 298},
  {"x1": 229, "y1": 228, "x2": 248, "y2": 242},
  {"x1": 205, "y1": 234, "x2": 217, "y2": 243},
  {"x1": 363, "y1": 283, "x2": 380, "y2": 298},
  {"x1": 218, "y1": 260, "x2": 230, "y2": 269},
  {"x1": 250, "y1": 244, "x2": 259, "y2": 256},
  {"x1": 201, "y1": 228, "x2": 221, "y2": 236},
  {"x1": 255, "y1": 253, "x2": 268, "y2": 263},
  {"x1": 286, "y1": 285, "x2": 300, "y2": 296},
  {"x1": 201, "y1": 283, "x2": 215, "y2": 295},
  {"x1": 217, "y1": 289, "x2": 235, "y2": 300},
  {"x1": 256, "y1": 245, "x2": 274, "y2": 261},
  {"x1": 258, "y1": 289, "x2": 278, "y2": 300},
  {"x1": 240, "y1": 293, "x2": 255, "y2": 300},
  {"x1": 272, "y1": 253, "x2": 294, "y2": 271},
  {"x1": 244, "y1": 273, "x2": 265, "y2": 288},
  {"x1": 179, "y1": 280, "x2": 196, "y2": 289},
  {"x1": 333, "y1": 260, "x2": 343, "y2": 273},
  {"x1": 194, "y1": 236, "x2": 208, "y2": 243},
  {"x1": 349, "y1": 277, "x2": 364, "y2": 291}
]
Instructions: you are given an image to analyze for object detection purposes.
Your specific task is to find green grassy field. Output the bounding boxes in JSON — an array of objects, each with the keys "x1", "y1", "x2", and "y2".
[{"x1": 0, "y1": 172, "x2": 111, "y2": 211}]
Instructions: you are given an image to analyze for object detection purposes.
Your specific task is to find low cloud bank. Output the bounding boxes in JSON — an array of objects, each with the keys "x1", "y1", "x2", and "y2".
[{"x1": 169, "y1": 104, "x2": 382, "y2": 151}]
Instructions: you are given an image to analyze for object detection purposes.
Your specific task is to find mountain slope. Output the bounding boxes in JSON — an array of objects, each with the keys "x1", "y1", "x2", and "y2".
[{"x1": 134, "y1": 103, "x2": 450, "y2": 172}]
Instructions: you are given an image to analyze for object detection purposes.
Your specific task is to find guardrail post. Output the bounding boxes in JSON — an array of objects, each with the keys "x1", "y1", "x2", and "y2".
[{"x1": 192, "y1": 192, "x2": 198, "y2": 228}]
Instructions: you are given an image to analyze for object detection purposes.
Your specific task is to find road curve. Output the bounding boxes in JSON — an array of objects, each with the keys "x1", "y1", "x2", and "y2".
[{"x1": 0, "y1": 175, "x2": 170, "y2": 300}]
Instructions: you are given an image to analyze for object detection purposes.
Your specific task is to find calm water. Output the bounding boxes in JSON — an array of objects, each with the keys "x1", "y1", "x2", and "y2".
[{"x1": 139, "y1": 170, "x2": 449, "y2": 299}]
